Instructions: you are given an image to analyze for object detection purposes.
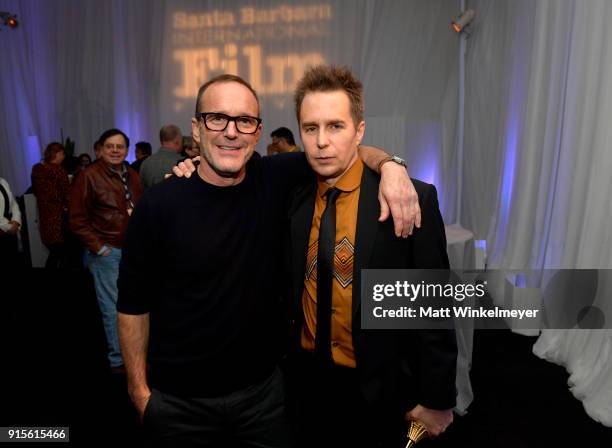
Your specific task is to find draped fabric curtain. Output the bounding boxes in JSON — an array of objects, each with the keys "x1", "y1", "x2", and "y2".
[
  {"x1": 532, "y1": 0, "x2": 612, "y2": 426},
  {"x1": 464, "y1": 0, "x2": 612, "y2": 426},
  {"x1": 0, "y1": 0, "x2": 166, "y2": 193}
]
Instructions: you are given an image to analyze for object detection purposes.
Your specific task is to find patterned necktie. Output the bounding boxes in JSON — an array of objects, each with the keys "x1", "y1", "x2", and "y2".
[{"x1": 315, "y1": 187, "x2": 342, "y2": 364}]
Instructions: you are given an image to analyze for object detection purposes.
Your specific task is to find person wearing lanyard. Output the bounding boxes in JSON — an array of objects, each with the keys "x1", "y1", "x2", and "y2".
[{"x1": 69, "y1": 128, "x2": 143, "y2": 373}]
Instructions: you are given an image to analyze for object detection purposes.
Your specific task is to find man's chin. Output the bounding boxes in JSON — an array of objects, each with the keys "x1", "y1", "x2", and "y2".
[
  {"x1": 201, "y1": 150, "x2": 253, "y2": 179},
  {"x1": 203, "y1": 163, "x2": 240, "y2": 177},
  {"x1": 313, "y1": 166, "x2": 340, "y2": 179},
  {"x1": 215, "y1": 168, "x2": 242, "y2": 178},
  {"x1": 209, "y1": 161, "x2": 245, "y2": 178}
]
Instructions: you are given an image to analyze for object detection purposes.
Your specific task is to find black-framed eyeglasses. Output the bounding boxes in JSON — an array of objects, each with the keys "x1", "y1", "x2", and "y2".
[{"x1": 195, "y1": 112, "x2": 262, "y2": 134}]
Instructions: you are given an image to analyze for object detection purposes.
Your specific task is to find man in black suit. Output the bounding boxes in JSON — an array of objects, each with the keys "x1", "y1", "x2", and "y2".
[{"x1": 285, "y1": 65, "x2": 457, "y2": 447}]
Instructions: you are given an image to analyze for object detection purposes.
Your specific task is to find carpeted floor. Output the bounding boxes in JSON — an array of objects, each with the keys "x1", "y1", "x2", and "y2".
[{"x1": 1, "y1": 268, "x2": 611, "y2": 446}]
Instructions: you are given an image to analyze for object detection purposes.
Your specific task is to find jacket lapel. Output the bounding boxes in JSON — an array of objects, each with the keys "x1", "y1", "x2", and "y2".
[
  {"x1": 352, "y1": 167, "x2": 380, "y2": 321},
  {"x1": 288, "y1": 181, "x2": 317, "y2": 316}
]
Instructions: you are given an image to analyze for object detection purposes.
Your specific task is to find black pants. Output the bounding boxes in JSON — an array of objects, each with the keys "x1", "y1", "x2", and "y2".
[
  {"x1": 143, "y1": 367, "x2": 292, "y2": 448},
  {"x1": 286, "y1": 350, "x2": 407, "y2": 448}
]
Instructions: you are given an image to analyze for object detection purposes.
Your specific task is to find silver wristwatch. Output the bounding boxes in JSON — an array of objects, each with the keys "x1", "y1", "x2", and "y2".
[
  {"x1": 389, "y1": 154, "x2": 406, "y2": 167},
  {"x1": 378, "y1": 154, "x2": 407, "y2": 172}
]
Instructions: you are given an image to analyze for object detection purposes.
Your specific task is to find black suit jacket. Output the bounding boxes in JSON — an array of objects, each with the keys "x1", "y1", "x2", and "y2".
[{"x1": 285, "y1": 166, "x2": 457, "y2": 414}]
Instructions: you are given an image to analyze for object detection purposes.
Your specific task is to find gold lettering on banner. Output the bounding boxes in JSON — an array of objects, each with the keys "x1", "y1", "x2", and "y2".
[
  {"x1": 171, "y1": 4, "x2": 332, "y2": 101},
  {"x1": 242, "y1": 45, "x2": 262, "y2": 96},
  {"x1": 173, "y1": 49, "x2": 217, "y2": 98},
  {"x1": 174, "y1": 45, "x2": 325, "y2": 98},
  {"x1": 243, "y1": 46, "x2": 325, "y2": 94},
  {"x1": 223, "y1": 43, "x2": 238, "y2": 74},
  {"x1": 240, "y1": 5, "x2": 333, "y2": 25},
  {"x1": 240, "y1": 5, "x2": 332, "y2": 25},
  {"x1": 173, "y1": 44, "x2": 240, "y2": 98},
  {"x1": 174, "y1": 11, "x2": 236, "y2": 29},
  {"x1": 173, "y1": 5, "x2": 332, "y2": 29},
  {"x1": 172, "y1": 23, "x2": 329, "y2": 46}
]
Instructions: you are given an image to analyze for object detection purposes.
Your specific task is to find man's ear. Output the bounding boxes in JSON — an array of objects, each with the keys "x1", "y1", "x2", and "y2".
[
  {"x1": 254, "y1": 123, "x2": 263, "y2": 144},
  {"x1": 355, "y1": 120, "x2": 366, "y2": 146},
  {"x1": 191, "y1": 118, "x2": 201, "y2": 146}
]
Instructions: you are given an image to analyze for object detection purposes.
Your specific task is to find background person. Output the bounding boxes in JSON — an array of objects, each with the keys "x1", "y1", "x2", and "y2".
[
  {"x1": 0, "y1": 175, "x2": 22, "y2": 268},
  {"x1": 31, "y1": 142, "x2": 74, "y2": 268},
  {"x1": 70, "y1": 128, "x2": 143, "y2": 373},
  {"x1": 139, "y1": 125, "x2": 183, "y2": 189},
  {"x1": 266, "y1": 127, "x2": 300, "y2": 155},
  {"x1": 78, "y1": 153, "x2": 92, "y2": 170},
  {"x1": 131, "y1": 141, "x2": 152, "y2": 174}
]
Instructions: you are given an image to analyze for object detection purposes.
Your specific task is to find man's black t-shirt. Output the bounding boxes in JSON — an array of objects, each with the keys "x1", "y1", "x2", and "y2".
[{"x1": 117, "y1": 153, "x2": 311, "y2": 397}]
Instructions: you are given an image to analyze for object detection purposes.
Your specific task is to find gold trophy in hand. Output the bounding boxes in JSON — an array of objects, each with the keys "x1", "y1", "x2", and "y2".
[{"x1": 405, "y1": 419, "x2": 428, "y2": 448}]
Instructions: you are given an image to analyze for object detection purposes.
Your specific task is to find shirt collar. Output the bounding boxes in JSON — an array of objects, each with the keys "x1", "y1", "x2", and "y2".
[
  {"x1": 317, "y1": 157, "x2": 363, "y2": 198},
  {"x1": 106, "y1": 161, "x2": 127, "y2": 177}
]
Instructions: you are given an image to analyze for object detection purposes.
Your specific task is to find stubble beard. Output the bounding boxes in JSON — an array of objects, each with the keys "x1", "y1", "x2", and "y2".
[{"x1": 200, "y1": 145, "x2": 253, "y2": 179}]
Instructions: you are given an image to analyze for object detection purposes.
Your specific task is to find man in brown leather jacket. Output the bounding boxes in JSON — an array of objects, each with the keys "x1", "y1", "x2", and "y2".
[{"x1": 69, "y1": 128, "x2": 143, "y2": 372}]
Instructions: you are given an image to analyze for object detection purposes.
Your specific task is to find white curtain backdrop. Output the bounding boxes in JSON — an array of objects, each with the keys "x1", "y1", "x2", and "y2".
[
  {"x1": 532, "y1": 0, "x2": 612, "y2": 427},
  {"x1": 464, "y1": 0, "x2": 612, "y2": 426}
]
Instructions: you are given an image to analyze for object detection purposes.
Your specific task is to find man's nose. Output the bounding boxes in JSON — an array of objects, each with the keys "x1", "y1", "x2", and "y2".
[
  {"x1": 317, "y1": 129, "x2": 329, "y2": 148},
  {"x1": 224, "y1": 120, "x2": 238, "y2": 138}
]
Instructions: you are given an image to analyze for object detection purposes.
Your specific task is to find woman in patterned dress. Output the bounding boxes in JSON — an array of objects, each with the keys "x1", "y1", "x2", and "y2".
[{"x1": 31, "y1": 142, "x2": 73, "y2": 268}]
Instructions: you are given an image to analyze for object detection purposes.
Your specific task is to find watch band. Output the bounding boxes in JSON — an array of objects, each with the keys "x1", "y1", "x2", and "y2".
[{"x1": 377, "y1": 154, "x2": 406, "y2": 173}]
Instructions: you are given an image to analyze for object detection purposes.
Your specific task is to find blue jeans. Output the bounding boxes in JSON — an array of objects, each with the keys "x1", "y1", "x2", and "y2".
[{"x1": 87, "y1": 247, "x2": 123, "y2": 368}]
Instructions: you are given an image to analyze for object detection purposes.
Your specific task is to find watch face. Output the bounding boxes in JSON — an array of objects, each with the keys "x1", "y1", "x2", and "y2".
[{"x1": 392, "y1": 155, "x2": 406, "y2": 166}]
